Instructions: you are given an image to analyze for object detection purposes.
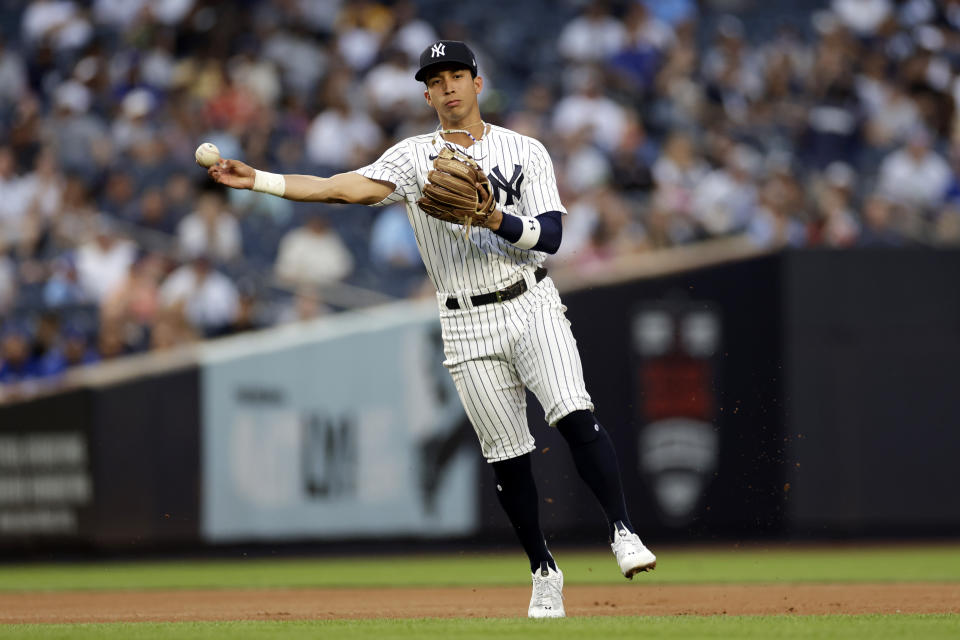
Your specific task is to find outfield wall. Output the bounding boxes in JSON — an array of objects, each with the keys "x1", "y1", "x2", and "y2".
[
  {"x1": 199, "y1": 302, "x2": 477, "y2": 543},
  {"x1": 2, "y1": 249, "x2": 959, "y2": 551}
]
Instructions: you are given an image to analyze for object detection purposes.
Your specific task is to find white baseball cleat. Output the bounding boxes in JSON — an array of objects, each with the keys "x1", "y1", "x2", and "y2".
[
  {"x1": 611, "y1": 521, "x2": 657, "y2": 578},
  {"x1": 528, "y1": 561, "x2": 565, "y2": 618}
]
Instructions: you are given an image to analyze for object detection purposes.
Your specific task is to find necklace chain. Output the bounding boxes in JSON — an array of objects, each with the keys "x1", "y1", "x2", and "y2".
[{"x1": 439, "y1": 120, "x2": 487, "y2": 144}]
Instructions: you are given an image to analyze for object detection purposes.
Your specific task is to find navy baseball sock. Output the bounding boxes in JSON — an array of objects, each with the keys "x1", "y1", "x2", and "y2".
[
  {"x1": 491, "y1": 453, "x2": 557, "y2": 574},
  {"x1": 556, "y1": 410, "x2": 634, "y2": 540}
]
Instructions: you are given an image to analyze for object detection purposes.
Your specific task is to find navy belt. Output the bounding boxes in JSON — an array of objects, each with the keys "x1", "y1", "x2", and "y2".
[{"x1": 446, "y1": 267, "x2": 547, "y2": 310}]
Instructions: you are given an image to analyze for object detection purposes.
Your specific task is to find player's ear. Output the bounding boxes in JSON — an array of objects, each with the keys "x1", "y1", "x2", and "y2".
[
  {"x1": 424, "y1": 88, "x2": 433, "y2": 106},
  {"x1": 474, "y1": 75, "x2": 483, "y2": 95}
]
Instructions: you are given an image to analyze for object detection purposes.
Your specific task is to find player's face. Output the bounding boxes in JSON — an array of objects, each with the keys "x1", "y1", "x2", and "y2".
[{"x1": 424, "y1": 67, "x2": 482, "y2": 123}]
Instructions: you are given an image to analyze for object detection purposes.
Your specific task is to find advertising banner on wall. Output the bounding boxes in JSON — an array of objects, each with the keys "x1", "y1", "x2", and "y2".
[
  {"x1": 0, "y1": 390, "x2": 94, "y2": 545},
  {"x1": 630, "y1": 301, "x2": 722, "y2": 528},
  {"x1": 200, "y1": 304, "x2": 479, "y2": 543}
]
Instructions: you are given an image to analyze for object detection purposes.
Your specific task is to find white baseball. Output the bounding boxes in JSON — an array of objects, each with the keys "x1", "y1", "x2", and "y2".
[{"x1": 195, "y1": 142, "x2": 220, "y2": 168}]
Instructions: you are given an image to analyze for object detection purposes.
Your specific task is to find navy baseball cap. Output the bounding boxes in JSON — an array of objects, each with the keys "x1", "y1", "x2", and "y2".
[{"x1": 415, "y1": 40, "x2": 478, "y2": 81}]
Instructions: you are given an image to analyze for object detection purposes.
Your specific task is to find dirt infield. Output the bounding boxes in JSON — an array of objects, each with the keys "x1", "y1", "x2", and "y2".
[{"x1": 2, "y1": 583, "x2": 958, "y2": 623}]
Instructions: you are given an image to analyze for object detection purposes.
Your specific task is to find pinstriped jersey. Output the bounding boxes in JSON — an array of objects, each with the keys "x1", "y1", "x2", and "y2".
[{"x1": 355, "y1": 124, "x2": 566, "y2": 297}]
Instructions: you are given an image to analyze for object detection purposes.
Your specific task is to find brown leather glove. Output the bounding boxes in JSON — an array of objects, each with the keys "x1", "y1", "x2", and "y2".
[{"x1": 417, "y1": 147, "x2": 496, "y2": 228}]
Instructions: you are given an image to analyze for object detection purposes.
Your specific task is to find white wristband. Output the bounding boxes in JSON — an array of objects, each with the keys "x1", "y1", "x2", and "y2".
[
  {"x1": 514, "y1": 216, "x2": 541, "y2": 250},
  {"x1": 253, "y1": 170, "x2": 286, "y2": 197}
]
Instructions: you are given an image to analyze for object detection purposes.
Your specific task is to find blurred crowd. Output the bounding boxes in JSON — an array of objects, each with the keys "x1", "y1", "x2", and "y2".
[{"x1": 2, "y1": 0, "x2": 960, "y2": 389}]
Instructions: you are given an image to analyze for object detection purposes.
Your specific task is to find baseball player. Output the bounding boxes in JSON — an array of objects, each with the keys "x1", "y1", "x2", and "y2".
[{"x1": 208, "y1": 40, "x2": 656, "y2": 618}]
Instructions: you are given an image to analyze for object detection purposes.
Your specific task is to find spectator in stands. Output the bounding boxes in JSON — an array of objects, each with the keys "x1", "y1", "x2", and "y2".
[
  {"x1": 96, "y1": 318, "x2": 133, "y2": 360},
  {"x1": 553, "y1": 74, "x2": 629, "y2": 153},
  {"x1": 653, "y1": 131, "x2": 709, "y2": 215},
  {"x1": 99, "y1": 171, "x2": 139, "y2": 222},
  {"x1": 163, "y1": 173, "x2": 197, "y2": 222},
  {"x1": 224, "y1": 287, "x2": 266, "y2": 335},
  {"x1": 388, "y1": 0, "x2": 438, "y2": 62},
  {"x1": 809, "y1": 162, "x2": 861, "y2": 247},
  {"x1": 558, "y1": 0, "x2": 626, "y2": 64},
  {"x1": 642, "y1": 194, "x2": 681, "y2": 250},
  {"x1": 369, "y1": 203, "x2": 425, "y2": 297},
  {"x1": 0, "y1": 146, "x2": 30, "y2": 250},
  {"x1": 149, "y1": 306, "x2": 198, "y2": 350},
  {"x1": 101, "y1": 251, "x2": 165, "y2": 338},
  {"x1": 0, "y1": 324, "x2": 39, "y2": 384},
  {"x1": 336, "y1": 0, "x2": 395, "y2": 72},
  {"x1": 551, "y1": 185, "x2": 642, "y2": 268},
  {"x1": 274, "y1": 212, "x2": 354, "y2": 287},
  {"x1": 48, "y1": 80, "x2": 111, "y2": 179},
  {"x1": 91, "y1": 0, "x2": 149, "y2": 30},
  {"x1": 561, "y1": 128, "x2": 613, "y2": 194},
  {"x1": 609, "y1": 119, "x2": 657, "y2": 194},
  {"x1": 857, "y1": 194, "x2": 906, "y2": 246},
  {"x1": 42, "y1": 254, "x2": 87, "y2": 308},
  {"x1": 0, "y1": 251, "x2": 16, "y2": 315},
  {"x1": 607, "y1": 3, "x2": 674, "y2": 98},
  {"x1": 702, "y1": 15, "x2": 764, "y2": 124},
  {"x1": 159, "y1": 255, "x2": 239, "y2": 336},
  {"x1": 933, "y1": 205, "x2": 960, "y2": 246},
  {"x1": 831, "y1": 0, "x2": 894, "y2": 39},
  {"x1": 650, "y1": 18, "x2": 702, "y2": 132},
  {"x1": 551, "y1": 190, "x2": 600, "y2": 265},
  {"x1": 369, "y1": 203, "x2": 420, "y2": 271},
  {"x1": 21, "y1": 0, "x2": 92, "y2": 52},
  {"x1": 111, "y1": 88, "x2": 158, "y2": 153},
  {"x1": 136, "y1": 187, "x2": 177, "y2": 235},
  {"x1": 877, "y1": 127, "x2": 951, "y2": 210},
  {"x1": 0, "y1": 36, "x2": 27, "y2": 107},
  {"x1": 18, "y1": 148, "x2": 65, "y2": 257},
  {"x1": 504, "y1": 83, "x2": 555, "y2": 142},
  {"x1": 691, "y1": 144, "x2": 760, "y2": 237},
  {"x1": 859, "y1": 52, "x2": 922, "y2": 149},
  {"x1": 37, "y1": 324, "x2": 98, "y2": 376},
  {"x1": 260, "y1": 20, "x2": 330, "y2": 99},
  {"x1": 75, "y1": 218, "x2": 137, "y2": 303},
  {"x1": 276, "y1": 286, "x2": 332, "y2": 324},
  {"x1": 51, "y1": 176, "x2": 101, "y2": 250},
  {"x1": 748, "y1": 168, "x2": 808, "y2": 249},
  {"x1": 364, "y1": 48, "x2": 423, "y2": 134},
  {"x1": 176, "y1": 183, "x2": 242, "y2": 262},
  {"x1": 20, "y1": 147, "x2": 64, "y2": 222},
  {"x1": 800, "y1": 17, "x2": 862, "y2": 169},
  {"x1": 305, "y1": 71, "x2": 382, "y2": 170},
  {"x1": 29, "y1": 311, "x2": 61, "y2": 364},
  {"x1": 568, "y1": 188, "x2": 648, "y2": 275},
  {"x1": 229, "y1": 46, "x2": 283, "y2": 110}
]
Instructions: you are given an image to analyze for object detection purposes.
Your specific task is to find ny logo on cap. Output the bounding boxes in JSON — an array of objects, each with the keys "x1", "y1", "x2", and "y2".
[{"x1": 431, "y1": 43, "x2": 446, "y2": 58}]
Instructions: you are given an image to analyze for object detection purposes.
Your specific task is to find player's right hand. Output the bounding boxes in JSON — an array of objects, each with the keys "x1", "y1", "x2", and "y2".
[{"x1": 208, "y1": 159, "x2": 255, "y2": 190}]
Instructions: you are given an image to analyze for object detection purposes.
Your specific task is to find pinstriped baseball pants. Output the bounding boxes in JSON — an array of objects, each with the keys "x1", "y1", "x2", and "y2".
[{"x1": 438, "y1": 275, "x2": 594, "y2": 463}]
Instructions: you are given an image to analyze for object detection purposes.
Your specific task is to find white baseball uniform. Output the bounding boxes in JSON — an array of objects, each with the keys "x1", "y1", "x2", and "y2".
[{"x1": 356, "y1": 124, "x2": 594, "y2": 462}]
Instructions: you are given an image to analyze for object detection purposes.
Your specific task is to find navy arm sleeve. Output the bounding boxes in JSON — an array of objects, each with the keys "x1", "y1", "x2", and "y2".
[{"x1": 492, "y1": 210, "x2": 563, "y2": 254}]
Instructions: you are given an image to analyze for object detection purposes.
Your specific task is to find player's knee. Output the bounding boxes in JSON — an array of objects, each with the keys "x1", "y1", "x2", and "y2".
[
  {"x1": 556, "y1": 410, "x2": 603, "y2": 446},
  {"x1": 491, "y1": 452, "x2": 533, "y2": 486}
]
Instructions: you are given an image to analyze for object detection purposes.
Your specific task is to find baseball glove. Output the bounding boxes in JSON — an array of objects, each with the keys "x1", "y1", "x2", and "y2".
[{"x1": 417, "y1": 147, "x2": 495, "y2": 229}]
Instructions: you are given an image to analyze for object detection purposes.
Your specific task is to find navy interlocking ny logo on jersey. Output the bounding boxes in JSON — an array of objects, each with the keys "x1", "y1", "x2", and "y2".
[{"x1": 488, "y1": 164, "x2": 524, "y2": 207}]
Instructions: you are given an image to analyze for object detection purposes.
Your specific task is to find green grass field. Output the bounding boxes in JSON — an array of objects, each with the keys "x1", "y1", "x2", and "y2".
[
  {"x1": 4, "y1": 545, "x2": 960, "y2": 591},
  {"x1": 4, "y1": 616, "x2": 960, "y2": 640},
  {"x1": 1, "y1": 545, "x2": 958, "y2": 639}
]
